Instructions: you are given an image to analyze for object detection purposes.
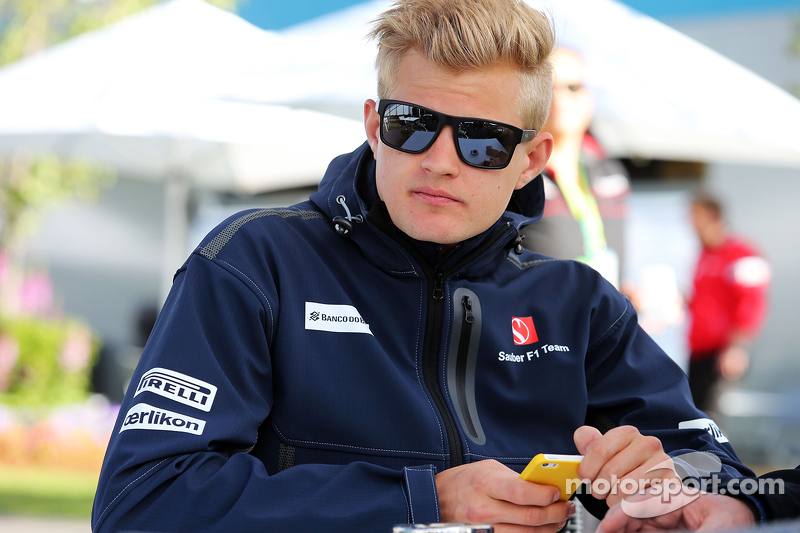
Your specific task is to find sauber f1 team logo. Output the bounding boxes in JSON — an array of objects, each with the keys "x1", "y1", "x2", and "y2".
[{"x1": 512, "y1": 316, "x2": 538, "y2": 345}]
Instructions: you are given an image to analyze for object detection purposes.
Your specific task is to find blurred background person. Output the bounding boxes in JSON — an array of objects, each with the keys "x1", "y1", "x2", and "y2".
[
  {"x1": 687, "y1": 194, "x2": 771, "y2": 413},
  {"x1": 521, "y1": 47, "x2": 630, "y2": 289}
]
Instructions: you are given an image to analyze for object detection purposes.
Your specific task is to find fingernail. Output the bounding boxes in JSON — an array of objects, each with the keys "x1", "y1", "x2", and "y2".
[
  {"x1": 553, "y1": 491, "x2": 561, "y2": 503},
  {"x1": 559, "y1": 519, "x2": 567, "y2": 528},
  {"x1": 568, "y1": 502, "x2": 576, "y2": 516}
]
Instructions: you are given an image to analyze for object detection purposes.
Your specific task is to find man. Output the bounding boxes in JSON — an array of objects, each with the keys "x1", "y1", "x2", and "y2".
[
  {"x1": 92, "y1": 2, "x2": 758, "y2": 532},
  {"x1": 520, "y1": 48, "x2": 630, "y2": 289},
  {"x1": 687, "y1": 195, "x2": 770, "y2": 413}
]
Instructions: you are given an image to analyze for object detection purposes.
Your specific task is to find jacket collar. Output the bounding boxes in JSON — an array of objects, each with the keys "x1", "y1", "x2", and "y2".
[{"x1": 310, "y1": 142, "x2": 546, "y2": 275}]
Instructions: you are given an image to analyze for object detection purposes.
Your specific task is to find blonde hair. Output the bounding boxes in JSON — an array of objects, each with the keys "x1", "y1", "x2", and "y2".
[{"x1": 368, "y1": 0, "x2": 555, "y2": 131}]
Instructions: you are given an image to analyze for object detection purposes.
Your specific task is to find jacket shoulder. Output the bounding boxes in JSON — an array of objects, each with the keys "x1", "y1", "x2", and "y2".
[
  {"x1": 722, "y1": 236, "x2": 761, "y2": 258},
  {"x1": 198, "y1": 204, "x2": 326, "y2": 260}
]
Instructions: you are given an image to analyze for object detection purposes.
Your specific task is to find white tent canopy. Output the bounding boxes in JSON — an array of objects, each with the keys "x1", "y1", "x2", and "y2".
[
  {"x1": 251, "y1": 0, "x2": 800, "y2": 169},
  {"x1": 0, "y1": 0, "x2": 368, "y2": 297},
  {"x1": 3, "y1": 0, "x2": 798, "y2": 179},
  {"x1": 539, "y1": 0, "x2": 800, "y2": 167},
  {"x1": 0, "y1": 0, "x2": 366, "y2": 194}
]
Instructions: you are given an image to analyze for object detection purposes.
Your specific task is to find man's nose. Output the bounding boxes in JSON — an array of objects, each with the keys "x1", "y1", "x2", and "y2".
[{"x1": 421, "y1": 126, "x2": 461, "y2": 176}]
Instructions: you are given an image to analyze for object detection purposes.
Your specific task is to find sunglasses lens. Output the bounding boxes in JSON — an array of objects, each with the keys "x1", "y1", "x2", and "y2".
[
  {"x1": 380, "y1": 101, "x2": 522, "y2": 169},
  {"x1": 381, "y1": 103, "x2": 440, "y2": 152},
  {"x1": 457, "y1": 121, "x2": 515, "y2": 168}
]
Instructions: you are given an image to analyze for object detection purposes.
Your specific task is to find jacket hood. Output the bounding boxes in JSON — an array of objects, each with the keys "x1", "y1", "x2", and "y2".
[{"x1": 309, "y1": 142, "x2": 546, "y2": 273}]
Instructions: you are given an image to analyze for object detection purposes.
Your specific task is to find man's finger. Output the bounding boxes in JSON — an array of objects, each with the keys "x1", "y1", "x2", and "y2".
[
  {"x1": 474, "y1": 459, "x2": 560, "y2": 506},
  {"x1": 574, "y1": 425, "x2": 602, "y2": 455},
  {"x1": 601, "y1": 454, "x2": 676, "y2": 506},
  {"x1": 577, "y1": 425, "x2": 639, "y2": 481},
  {"x1": 484, "y1": 500, "x2": 573, "y2": 529},
  {"x1": 499, "y1": 477, "x2": 561, "y2": 507},
  {"x1": 596, "y1": 435, "x2": 668, "y2": 484},
  {"x1": 596, "y1": 502, "x2": 642, "y2": 533},
  {"x1": 492, "y1": 521, "x2": 567, "y2": 533}
]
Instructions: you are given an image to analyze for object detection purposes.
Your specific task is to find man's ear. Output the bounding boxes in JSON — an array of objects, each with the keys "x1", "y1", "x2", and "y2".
[
  {"x1": 364, "y1": 99, "x2": 380, "y2": 155},
  {"x1": 515, "y1": 132, "x2": 553, "y2": 190}
]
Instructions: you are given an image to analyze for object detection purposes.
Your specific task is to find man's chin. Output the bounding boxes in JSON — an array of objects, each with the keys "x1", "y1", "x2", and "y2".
[
  {"x1": 407, "y1": 232, "x2": 459, "y2": 248},
  {"x1": 396, "y1": 219, "x2": 464, "y2": 247}
]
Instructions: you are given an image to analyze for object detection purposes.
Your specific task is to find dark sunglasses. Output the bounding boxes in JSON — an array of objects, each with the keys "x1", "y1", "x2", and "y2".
[
  {"x1": 377, "y1": 99, "x2": 536, "y2": 170},
  {"x1": 555, "y1": 83, "x2": 586, "y2": 93}
]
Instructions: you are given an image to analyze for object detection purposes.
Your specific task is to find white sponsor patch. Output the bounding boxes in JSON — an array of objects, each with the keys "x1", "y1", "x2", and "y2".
[
  {"x1": 732, "y1": 256, "x2": 771, "y2": 287},
  {"x1": 305, "y1": 302, "x2": 372, "y2": 335},
  {"x1": 135, "y1": 367, "x2": 217, "y2": 412},
  {"x1": 120, "y1": 403, "x2": 206, "y2": 435},
  {"x1": 679, "y1": 418, "x2": 729, "y2": 443}
]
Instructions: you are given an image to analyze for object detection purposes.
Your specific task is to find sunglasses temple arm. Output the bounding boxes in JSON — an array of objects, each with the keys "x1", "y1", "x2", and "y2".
[{"x1": 521, "y1": 130, "x2": 537, "y2": 143}]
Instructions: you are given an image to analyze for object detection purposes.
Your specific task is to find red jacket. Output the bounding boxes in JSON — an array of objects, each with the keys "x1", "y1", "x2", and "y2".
[{"x1": 688, "y1": 236, "x2": 770, "y2": 358}]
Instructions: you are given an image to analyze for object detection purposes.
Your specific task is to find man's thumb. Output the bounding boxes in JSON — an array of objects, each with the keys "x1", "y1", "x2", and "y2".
[{"x1": 574, "y1": 425, "x2": 602, "y2": 455}]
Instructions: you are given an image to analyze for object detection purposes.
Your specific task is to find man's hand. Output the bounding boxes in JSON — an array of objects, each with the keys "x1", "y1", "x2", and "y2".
[
  {"x1": 574, "y1": 426, "x2": 678, "y2": 507},
  {"x1": 596, "y1": 492, "x2": 758, "y2": 533},
  {"x1": 435, "y1": 459, "x2": 574, "y2": 533},
  {"x1": 718, "y1": 344, "x2": 749, "y2": 381}
]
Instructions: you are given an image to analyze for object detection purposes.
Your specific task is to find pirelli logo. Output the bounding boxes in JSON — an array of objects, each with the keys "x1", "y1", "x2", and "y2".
[{"x1": 135, "y1": 367, "x2": 217, "y2": 412}]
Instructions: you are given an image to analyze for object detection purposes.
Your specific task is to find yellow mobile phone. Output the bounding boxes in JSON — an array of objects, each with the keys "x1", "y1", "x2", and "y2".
[{"x1": 519, "y1": 453, "x2": 584, "y2": 501}]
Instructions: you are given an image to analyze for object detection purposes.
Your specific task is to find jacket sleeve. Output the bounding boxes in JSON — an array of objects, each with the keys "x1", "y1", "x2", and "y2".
[
  {"x1": 728, "y1": 255, "x2": 770, "y2": 338},
  {"x1": 91, "y1": 254, "x2": 439, "y2": 533},
  {"x1": 755, "y1": 466, "x2": 800, "y2": 521},
  {"x1": 579, "y1": 285, "x2": 760, "y2": 518}
]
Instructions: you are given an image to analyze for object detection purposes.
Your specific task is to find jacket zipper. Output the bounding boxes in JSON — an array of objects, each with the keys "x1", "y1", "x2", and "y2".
[
  {"x1": 404, "y1": 222, "x2": 515, "y2": 468},
  {"x1": 456, "y1": 295, "x2": 477, "y2": 439},
  {"x1": 421, "y1": 272, "x2": 462, "y2": 466}
]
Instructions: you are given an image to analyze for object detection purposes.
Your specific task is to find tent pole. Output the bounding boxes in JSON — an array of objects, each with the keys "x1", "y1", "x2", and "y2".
[{"x1": 161, "y1": 173, "x2": 191, "y2": 305}]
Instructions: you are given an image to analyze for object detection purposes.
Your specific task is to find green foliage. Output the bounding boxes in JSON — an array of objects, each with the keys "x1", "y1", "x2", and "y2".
[
  {"x1": 0, "y1": 0, "x2": 238, "y2": 412},
  {"x1": 0, "y1": 465, "x2": 98, "y2": 518},
  {"x1": 0, "y1": 0, "x2": 239, "y2": 67},
  {"x1": 0, "y1": 155, "x2": 115, "y2": 250},
  {"x1": 0, "y1": 317, "x2": 99, "y2": 407},
  {"x1": 0, "y1": 0, "x2": 240, "y2": 250}
]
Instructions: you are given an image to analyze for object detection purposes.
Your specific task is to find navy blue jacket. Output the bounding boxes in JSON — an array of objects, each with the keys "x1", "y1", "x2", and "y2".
[{"x1": 92, "y1": 142, "x2": 755, "y2": 532}]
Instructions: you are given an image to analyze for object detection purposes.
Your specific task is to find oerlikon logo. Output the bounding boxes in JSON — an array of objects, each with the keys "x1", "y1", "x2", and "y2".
[{"x1": 512, "y1": 317, "x2": 538, "y2": 345}]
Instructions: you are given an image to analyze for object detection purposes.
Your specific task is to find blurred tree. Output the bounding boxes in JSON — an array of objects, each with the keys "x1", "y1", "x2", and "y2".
[
  {"x1": 0, "y1": 0, "x2": 239, "y2": 67},
  {"x1": 0, "y1": 0, "x2": 240, "y2": 411},
  {"x1": 0, "y1": 155, "x2": 114, "y2": 254},
  {"x1": 0, "y1": 0, "x2": 239, "y2": 254}
]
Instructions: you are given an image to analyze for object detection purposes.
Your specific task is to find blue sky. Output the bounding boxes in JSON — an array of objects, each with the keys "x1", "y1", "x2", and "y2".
[{"x1": 237, "y1": 0, "x2": 800, "y2": 30}]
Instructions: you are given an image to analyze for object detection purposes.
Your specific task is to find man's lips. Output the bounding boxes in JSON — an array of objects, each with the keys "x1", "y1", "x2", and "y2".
[{"x1": 412, "y1": 187, "x2": 460, "y2": 206}]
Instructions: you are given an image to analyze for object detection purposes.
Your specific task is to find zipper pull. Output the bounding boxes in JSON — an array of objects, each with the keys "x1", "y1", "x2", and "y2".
[
  {"x1": 433, "y1": 273, "x2": 444, "y2": 300},
  {"x1": 462, "y1": 295, "x2": 475, "y2": 323}
]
